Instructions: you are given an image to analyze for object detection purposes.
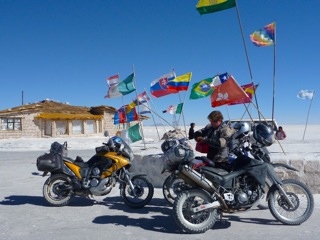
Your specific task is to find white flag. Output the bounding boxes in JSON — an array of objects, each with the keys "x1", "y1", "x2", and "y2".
[{"x1": 297, "y1": 90, "x2": 315, "y2": 100}]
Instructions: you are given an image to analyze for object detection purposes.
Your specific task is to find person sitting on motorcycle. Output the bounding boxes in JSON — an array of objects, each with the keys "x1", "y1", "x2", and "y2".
[{"x1": 194, "y1": 111, "x2": 235, "y2": 166}]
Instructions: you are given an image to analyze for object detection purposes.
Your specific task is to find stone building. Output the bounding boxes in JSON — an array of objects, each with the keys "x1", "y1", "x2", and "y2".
[{"x1": 0, "y1": 100, "x2": 141, "y2": 139}]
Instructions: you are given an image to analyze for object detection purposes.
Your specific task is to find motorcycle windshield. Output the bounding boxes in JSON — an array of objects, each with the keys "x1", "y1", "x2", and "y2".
[{"x1": 118, "y1": 137, "x2": 134, "y2": 161}]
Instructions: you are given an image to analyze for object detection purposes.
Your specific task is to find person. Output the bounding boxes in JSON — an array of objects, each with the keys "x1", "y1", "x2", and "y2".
[
  {"x1": 275, "y1": 126, "x2": 286, "y2": 140},
  {"x1": 194, "y1": 111, "x2": 235, "y2": 162},
  {"x1": 188, "y1": 123, "x2": 195, "y2": 140}
]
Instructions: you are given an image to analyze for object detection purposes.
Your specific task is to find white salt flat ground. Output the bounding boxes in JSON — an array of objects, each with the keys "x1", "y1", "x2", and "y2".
[{"x1": 0, "y1": 125, "x2": 320, "y2": 239}]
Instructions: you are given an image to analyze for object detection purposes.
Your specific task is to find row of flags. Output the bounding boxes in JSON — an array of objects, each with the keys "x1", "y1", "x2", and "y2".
[
  {"x1": 105, "y1": 0, "x2": 312, "y2": 143},
  {"x1": 106, "y1": 70, "x2": 258, "y2": 122}
]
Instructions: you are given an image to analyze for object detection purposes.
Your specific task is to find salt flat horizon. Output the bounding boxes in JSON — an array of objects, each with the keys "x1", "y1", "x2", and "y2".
[{"x1": 0, "y1": 125, "x2": 319, "y2": 162}]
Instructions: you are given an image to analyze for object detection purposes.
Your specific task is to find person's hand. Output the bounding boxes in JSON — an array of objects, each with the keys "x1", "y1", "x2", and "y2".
[
  {"x1": 201, "y1": 137, "x2": 208, "y2": 144},
  {"x1": 196, "y1": 136, "x2": 203, "y2": 142}
]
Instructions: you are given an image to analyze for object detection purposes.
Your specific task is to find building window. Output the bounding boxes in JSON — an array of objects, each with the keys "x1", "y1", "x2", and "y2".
[
  {"x1": 1, "y1": 118, "x2": 21, "y2": 130},
  {"x1": 56, "y1": 120, "x2": 67, "y2": 135},
  {"x1": 86, "y1": 120, "x2": 95, "y2": 134},
  {"x1": 72, "y1": 120, "x2": 83, "y2": 134},
  {"x1": 45, "y1": 120, "x2": 52, "y2": 136}
]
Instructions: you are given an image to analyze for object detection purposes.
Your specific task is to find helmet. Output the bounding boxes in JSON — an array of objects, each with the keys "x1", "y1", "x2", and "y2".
[
  {"x1": 110, "y1": 136, "x2": 122, "y2": 149},
  {"x1": 165, "y1": 144, "x2": 194, "y2": 165},
  {"x1": 233, "y1": 122, "x2": 250, "y2": 139},
  {"x1": 161, "y1": 139, "x2": 179, "y2": 153},
  {"x1": 253, "y1": 123, "x2": 274, "y2": 146}
]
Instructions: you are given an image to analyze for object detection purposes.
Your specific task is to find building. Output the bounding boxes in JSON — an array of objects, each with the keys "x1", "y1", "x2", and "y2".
[{"x1": 0, "y1": 100, "x2": 140, "y2": 139}]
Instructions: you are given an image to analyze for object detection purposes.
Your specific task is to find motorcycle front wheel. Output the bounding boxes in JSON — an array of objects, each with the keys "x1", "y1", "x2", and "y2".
[
  {"x1": 121, "y1": 175, "x2": 154, "y2": 208},
  {"x1": 43, "y1": 174, "x2": 74, "y2": 206},
  {"x1": 268, "y1": 178, "x2": 314, "y2": 225},
  {"x1": 173, "y1": 189, "x2": 218, "y2": 234}
]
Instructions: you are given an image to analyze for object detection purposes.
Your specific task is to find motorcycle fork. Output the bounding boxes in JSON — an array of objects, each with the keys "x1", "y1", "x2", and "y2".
[
  {"x1": 275, "y1": 183, "x2": 295, "y2": 208},
  {"x1": 123, "y1": 168, "x2": 136, "y2": 193}
]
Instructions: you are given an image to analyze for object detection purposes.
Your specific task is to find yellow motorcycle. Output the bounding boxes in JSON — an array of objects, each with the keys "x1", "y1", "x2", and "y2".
[{"x1": 36, "y1": 136, "x2": 154, "y2": 208}]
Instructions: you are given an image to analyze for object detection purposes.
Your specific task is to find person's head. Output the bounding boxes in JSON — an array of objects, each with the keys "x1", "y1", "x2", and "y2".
[
  {"x1": 278, "y1": 126, "x2": 283, "y2": 131},
  {"x1": 207, "y1": 111, "x2": 223, "y2": 128},
  {"x1": 190, "y1": 123, "x2": 195, "y2": 128}
]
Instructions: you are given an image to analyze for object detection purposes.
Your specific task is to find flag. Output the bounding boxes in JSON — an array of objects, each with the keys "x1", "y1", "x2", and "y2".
[
  {"x1": 128, "y1": 124, "x2": 142, "y2": 143},
  {"x1": 250, "y1": 22, "x2": 275, "y2": 47},
  {"x1": 105, "y1": 73, "x2": 135, "y2": 98},
  {"x1": 189, "y1": 78, "x2": 214, "y2": 100},
  {"x1": 106, "y1": 74, "x2": 120, "y2": 86},
  {"x1": 297, "y1": 90, "x2": 315, "y2": 100},
  {"x1": 166, "y1": 72, "x2": 192, "y2": 92},
  {"x1": 210, "y1": 72, "x2": 230, "y2": 87},
  {"x1": 126, "y1": 101, "x2": 137, "y2": 114},
  {"x1": 117, "y1": 73, "x2": 135, "y2": 95},
  {"x1": 228, "y1": 83, "x2": 258, "y2": 105},
  {"x1": 114, "y1": 105, "x2": 138, "y2": 124},
  {"x1": 105, "y1": 84, "x2": 123, "y2": 98},
  {"x1": 166, "y1": 103, "x2": 183, "y2": 114},
  {"x1": 210, "y1": 75, "x2": 248, "y2": 108},
  {"x1": 139, "y1": 99, "x2": 151, "y2": 114},
  {"x1": 126, "y1": 91, "x2": 151, "y2": 114},
  {"x1": 150, "y1": 71, "x2": 176, "y2": 98},
  {"x1": 135, "y1": 91, "x2": 150, "y2": 103},
  {"x1": 196, "y1": 0, "x2": 236, "y2": 15}
]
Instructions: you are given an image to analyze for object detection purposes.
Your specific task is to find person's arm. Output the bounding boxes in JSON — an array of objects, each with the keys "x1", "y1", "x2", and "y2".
[
  {"x1": 194, "y1": 124, "x2": 210, "y2": 142},
  {"x1": 283, "y1": 131, "x2": 287, "y2": 138}
]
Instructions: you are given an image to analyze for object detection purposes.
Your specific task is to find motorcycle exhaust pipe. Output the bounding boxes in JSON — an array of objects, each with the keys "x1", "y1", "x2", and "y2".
[{"x1": 180, "y1": 164, "x2": 217, "y2": 193}]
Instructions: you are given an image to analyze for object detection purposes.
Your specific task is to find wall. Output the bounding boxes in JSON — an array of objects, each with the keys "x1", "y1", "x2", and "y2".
[
  {"x1": 0, "y1": 113, "x2": 41, "y2": 139},
  {"x1": 131, "y1": 154, "x2": 320, "y2": 194}
]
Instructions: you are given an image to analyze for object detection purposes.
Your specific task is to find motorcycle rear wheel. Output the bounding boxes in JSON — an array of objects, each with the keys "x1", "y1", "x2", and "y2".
[
  {"x1": 173, "y1": 189, "x2": 218, "y2": 234},
  {"x1": 43, "y1": 174, "x2": 74, "y2": 206},
  {"x1": 121, "y1": 175, "x2": 154, "y2": 208},
  {"x1": 268, "y1": 178, "x2": 314, "y2": 225},
  {"x1": 163, "y1": 174, "x2": 192, "y2": 205}
]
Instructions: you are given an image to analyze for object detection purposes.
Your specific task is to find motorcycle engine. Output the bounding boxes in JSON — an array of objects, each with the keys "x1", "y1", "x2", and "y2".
[
  {"x1": 89, "y1": 167, "x2": 101, "y2": 187},
  {"x1": 224, "y1": 175, "x2": 261, "y2": 209}
]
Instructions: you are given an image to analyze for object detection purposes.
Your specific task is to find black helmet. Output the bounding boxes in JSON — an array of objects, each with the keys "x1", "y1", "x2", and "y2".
[{"x1": 253, "y1": 123, "x2": 274, "y2": 146}]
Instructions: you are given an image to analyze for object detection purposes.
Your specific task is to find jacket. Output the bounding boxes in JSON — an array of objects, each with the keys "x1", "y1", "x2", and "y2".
[{"x1": 194, "y1": 122, "x2": 235, "y2": 162}]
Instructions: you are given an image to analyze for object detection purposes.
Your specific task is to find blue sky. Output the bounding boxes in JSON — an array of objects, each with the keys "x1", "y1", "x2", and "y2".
[{"x1": 1, "y1": 0, "x2": 319, "y2": 127}]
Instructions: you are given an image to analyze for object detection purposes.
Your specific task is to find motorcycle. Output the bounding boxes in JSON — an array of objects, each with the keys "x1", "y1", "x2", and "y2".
[
  {"x1": 36, "y1": 136, "x2": 154, "y2": 208},
  {"x1": 161, "y1": 122, "x2": 271, "y2": 209},
  {"x1": 166, "y1": 123, "x2": 314, "y2": 233}
]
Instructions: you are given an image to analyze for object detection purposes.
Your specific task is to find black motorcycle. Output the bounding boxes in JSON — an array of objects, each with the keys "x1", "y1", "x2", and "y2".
[
  {"x1": 167, "y1": 123, "x2": 314, "y2": 233},
  {"x1": 162, "y1": 122, "x2": 271, "y2": 209}
]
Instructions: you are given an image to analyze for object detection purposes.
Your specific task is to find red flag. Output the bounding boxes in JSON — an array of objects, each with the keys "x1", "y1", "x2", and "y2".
[
  {"x1": 210, "y1": 76, "x2": 248, "y2": 108},
  {"x1": 228, "y1": 83, "x2": 258, "y2": 105}
]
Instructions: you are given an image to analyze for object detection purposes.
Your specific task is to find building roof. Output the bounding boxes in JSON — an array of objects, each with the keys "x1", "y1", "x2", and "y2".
[{"x1": 0, "y1": 100, "x2": 116, "y2": 117}]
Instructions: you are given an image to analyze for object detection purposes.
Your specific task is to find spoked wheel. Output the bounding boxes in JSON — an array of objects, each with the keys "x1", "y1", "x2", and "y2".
[
  {"x1": 121, "y1": 175, "x2": 154, "y2": 208},
  {"x1": 163, "y1": 174, "x2": 191, "y2": 205},
  {"x1": 43, "y1": 174, "x2": 74, "y2": 206},
  {"x1": 173, "y1": 189, "x2": 218, "y2": 234},
  {"x1": 268, "y1": 179, "x2": 314, "y2": 225},
  {"x1": 257, "y1": 177, "x2": 272, "y2": 210}
]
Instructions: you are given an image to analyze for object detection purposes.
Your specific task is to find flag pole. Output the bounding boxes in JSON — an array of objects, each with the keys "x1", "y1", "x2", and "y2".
[
  {"x1": 302, "y1": 90, "x2": 315, "y2": 141},
  {"x1": 143, "y1": 88, "x2": 161, "y2": 141},
  {"x1": 177, "y1": 92, "x2": 188, "y2": 136},
  {"x1": 271, "y1": 21, "x2": 277, "y2": 130},
  {"x1": 132, "y1": 64, "x2": 146, "y2": 149},
  {"x1": 147, "y1": 90, "x2": 168, "y2": 133},
  {"x1": 234, "y1": 0, "x2": 261, "y2": 120}
]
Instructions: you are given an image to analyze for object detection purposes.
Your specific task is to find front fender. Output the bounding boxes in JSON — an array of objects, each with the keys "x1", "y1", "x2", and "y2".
[
  {"x1": 127, "y1": 172, "x2": 147, "y2": 179},
  {"x1": 272, "y1": 163, "x2": 298, "y2": 172}
]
